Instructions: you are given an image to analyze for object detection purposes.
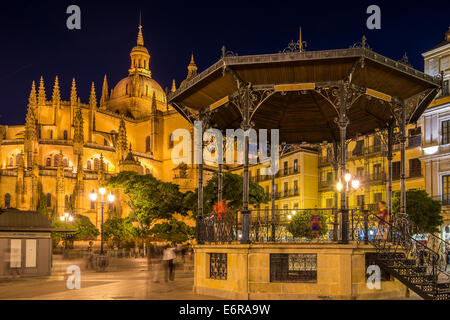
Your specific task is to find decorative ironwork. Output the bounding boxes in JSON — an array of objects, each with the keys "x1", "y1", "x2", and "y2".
[
  {"x1": 398, "y1": 52, "x2": 412, "y2": 66},
  {"x1": 351, "y1": 35, "x2": 371, "y2": 50},
  {"x1": 281, "y1": 28, "x2": 307, "y2": 53},
  {"x1": 270, "y1": 253, "x2": 317, "y2": 282},
  {"x1": 221, "y1": 46, "x2": 238, "y2": 58},
  {"x1": 210, "y1": 253, "x2": 227, "y2": 280}
]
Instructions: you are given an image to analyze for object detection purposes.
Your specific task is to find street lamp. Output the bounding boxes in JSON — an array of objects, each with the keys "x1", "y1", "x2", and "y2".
[
  {"x1": 60, "y1": 212, "x2": 74, "y2": 255},
  {"x1": 336, "y1": 173, "x2": 360, "y2": 209},
  {"x1": 90, "y1": 188, "x2": 115, "y2": 256}
]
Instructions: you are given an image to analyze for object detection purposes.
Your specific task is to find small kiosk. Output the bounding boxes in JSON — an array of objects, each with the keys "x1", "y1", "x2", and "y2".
[{"x1": 0, "y1": 209, "x2": 54, "y2": 277}]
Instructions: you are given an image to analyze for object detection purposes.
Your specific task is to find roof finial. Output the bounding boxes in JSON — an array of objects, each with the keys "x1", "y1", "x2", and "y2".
[{"x1": 137, "y1": 12, "x2": 144, "y2": 46}]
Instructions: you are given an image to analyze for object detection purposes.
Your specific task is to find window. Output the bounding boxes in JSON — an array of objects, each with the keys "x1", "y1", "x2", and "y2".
[
  {"x1": 443, "y1": 175, "x2": 450, "y2": 205},
  {"x1": 87, "y1": 161, "x2": 92, "y2": 170},
  {"x1": 270, "y1": 254, "x2": 317, "y2": 282},
  {"x1": 4, "y1": 193, "x2": 11, "y2": 208},
  {"x1": 373, "y1": 193, "x2": 382, "y2": 204},
  {"x1": 356, "y1": 167, "x2": 364, "y2": 178},
  {"x1": 16, "y1": 154, "x2": 21, "y2": 166},
  {"x1": 326, "y1": 171, "x2": 333, "y2": 182},
  {"x1": 408, "y1": 127, "x2": 422, "y2": 147},
  {"x1": 46, "y1": 157, "x2": 51, "y2": 167},
  {"x1": 373, "y1": 135, "x2": 381, "y2": 152},
  {"x1": 409, "y1": 158, "x2": 421, "y2": 177},
  {"x1": 373, "y1": 164, "x2": 382, "y2": 179},
  {"x1": 46, "y1": 193, "x2": 52, "y2": 207},
  {"x1": 284, "y1": 182, "x2": 288, "y2": 197},
  {"x1": 443, "y1": 79, "x2": 449, "y2": 96},
  {"x1": 63, "y1": 130, "x2": 68, "y2": 140},
  {"x1": 442, "y1": 120, "x2": 450, "y2": 145},
  {"x1": 94, "y1": 158, "x2": 99, "y2": 171},
  {"x1": 209, "y1": 253, "x2": 227, "y2": 280},
  {"x1": 9, "y1": 157, "x2": 13, "y2": 166},
  {"x1": 168, "y1": 134, "x2": 174, "y2": 148},
  {"x1": 353, "y1": 140, "x2": 364, "y2": 156},
  {"x1": 357, "y1": 195, "x2": 365, "y2": 207},
  {"x1": 146, "y1": 136, "x2": 151, "y2": 153},
  {"x1": 293, "y1": 159, "x2": 299, "y2": 173},
  {"x1": 90, "y1": 200, "x2": 95, "y2": 210},
  {"x1": 283, "y1": 161, "x2": 288, "y2": 175},
  {"x1": 326, "y1": 198, "x2": 334, "y2": 208},
  {"x1": 54, "y1": 154, "x2": 59, "y2": 167},
  {"x1": 145, "y1": 168, "x2": 150, "y2": 175},
  {"x1": 293, "y1": 180, "x2": 298, "y2": 195},
  {"x1": 63, "y1": 158, "x2": 68, "y2": 167},
  {"x1": 392, "y1": 161, "x2": 400, "y2": 180}
]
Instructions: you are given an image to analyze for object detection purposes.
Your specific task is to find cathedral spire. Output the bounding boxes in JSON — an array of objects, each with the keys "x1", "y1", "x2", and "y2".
[
  {"x1": 89, "y1": 82, "x2": 97, "y2": 108},
  {"x1": 180, "y1": 54, "x2": 198, "y2": 87},
  {"x1": 100, "y1": 75, "x2": 109, "y2": 108},
  {"x1": 52, "y1": 76, "x2": 61, "y2": 107},
  {"x1": 117, "y1": 116, "x2": 128, "y2": 159},
  {"x1": 171, "y1": 79, "x2": 176, "y2": 92},
  {"x1": 70, "y1": 78, "x2": 77, "y2": 106},
  {"x1": 137, "y1": 24, "x2": 144, "y2": 46},
  {"x1": 38, "y1": 76, "x2": 46, "y2": 106},
  {"x1": 28, "y1": 81, "x2": 37, "y2": 111},
  {"x1": 73, "y1": 102, "x2": 84, "y2": 144}
]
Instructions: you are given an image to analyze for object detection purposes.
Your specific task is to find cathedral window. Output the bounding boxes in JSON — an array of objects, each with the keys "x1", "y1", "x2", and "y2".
[
  {"x1": 94, "y1": 158, "x2": 99, "y2": 171},
  {"x1": 145, "y1": 168, "x2": 150, "y2": 175},
  {"x1": 16, "y1": 154, "x2": 21, "y2": 166},
  {"x1": 54, "y1": 154, "x2": 59, "y2": 167},
  {"x1": 168, "y1": 134, "x2": 174, "y2": 148},
  {"x1": 146, "y1": 136, "x2": 151, "y2": 153},
  {"x1": 46, "y1": 193, "x2": 52, "y2": 207},
  {"x1": 87, "y1": 161, "x2": 92, "y2": 170},
  {"x1": 46, "y1": 157, "x2": 51, "y2": 167},
  {"x1": 63, "y1": 158, "x2": 68, "y2": 167},
  {"x1": 63, "y1": 130, "x2": 68, "y2": 140},
  {"x1": 4, "y1": 193, "x2": 11, "y2": 208}
]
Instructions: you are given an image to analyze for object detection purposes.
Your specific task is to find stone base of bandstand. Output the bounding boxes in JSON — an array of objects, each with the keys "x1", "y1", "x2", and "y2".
[{"x1": 193, "y1": 243, "x2": 409, "y2": 300}]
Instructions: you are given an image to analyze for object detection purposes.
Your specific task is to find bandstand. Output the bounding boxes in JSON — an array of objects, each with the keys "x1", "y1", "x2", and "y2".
[{"x1": 168, "y1": 39, "x2": 450, "y2": 300}]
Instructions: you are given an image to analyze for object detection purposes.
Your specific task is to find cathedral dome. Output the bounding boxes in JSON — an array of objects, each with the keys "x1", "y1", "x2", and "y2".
[{"x1": 106, "y1": 25, "x2": 167, "y2": 119}]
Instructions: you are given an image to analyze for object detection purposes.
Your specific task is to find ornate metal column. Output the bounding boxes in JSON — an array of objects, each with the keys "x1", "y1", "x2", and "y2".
[
  {"x1": 218, "y1": 163, "x2": 223, "y2": 202},
  {"x1": 399, "y1": 104, "x2": 407, "y2": 218},
  {"x1": 386, "y1": 125, "x2": 394, "y2": 215},
  {"x1": 337, "y1": 84, "x2": 350, "y2": 243},
  {"x1": 241, "y1": 84, "x2": 252, "y2": 244},
  {"x1": 332, "y1": 142, "x2": 339, "y2": 241}
]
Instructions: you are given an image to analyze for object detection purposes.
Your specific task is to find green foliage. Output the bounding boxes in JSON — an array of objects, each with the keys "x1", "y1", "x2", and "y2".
[
  {"x1": 392, "y1": 190, "x2": 443, "y2": 233},
  {"x1": 287, "y1": 210, "x2": 328, "y2": 239},
  {"x1": 52, "y1": 214, "x2": 99, "y2": 247},
  {"x1": 106, "y1": 171, "x2": 189, "y2": 236},
  {"x1": 37, "y1": 192, "x2": 48, "y2": 218},
  {"x1": 103, "y1": 216, "x2": 137, "y2": 248},
  {"x1": 187, "y1": 172, "x2": 269, "y2": 216},
  {"x1": 149, "y1": 220, "x2": 195, "y2": 243}
]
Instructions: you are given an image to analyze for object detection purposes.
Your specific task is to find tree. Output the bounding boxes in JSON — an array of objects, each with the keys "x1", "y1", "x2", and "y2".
[
  {"x1": 149, "y1": 220, "x2": 195, "y2": 243},
  {"x1": 187, "y1": 172, "x2": 269, "y2": 216},
  {"x1": 103, "y1": 216, "x2": 137, "y2": 248},
  {"x1": 106, "y1": 171, "x2": 189, "y2": 238},
  {"x1": 37, "y1": 192, "x2": 48, "y2": 218},
  {"x1": 52, "y1": 214, "x2": 99, "y2": 248},
  {"x1": 287, "y1": 210, "x2": 328, "y2": 239},
  {"x1": 392, "y1": 190, "x2": 443, "y2": 233}
]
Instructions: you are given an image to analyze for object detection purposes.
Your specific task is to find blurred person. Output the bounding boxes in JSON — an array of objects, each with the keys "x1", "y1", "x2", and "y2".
[
  {"x1": 149, "y1": 244, "x2": 163, "y2": 283},
  {"x1": 162, "y1": 244, "x2": 176, "y2": 282},
  {"x1": 377, "y1": 201, "x2": 389, "y2": 240},
  {"x1": 310, "y1": 209, "x2": 322, "y2": 240}
]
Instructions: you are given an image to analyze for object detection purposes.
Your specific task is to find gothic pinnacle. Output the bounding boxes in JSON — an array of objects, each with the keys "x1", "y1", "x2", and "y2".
[
  {"x1": 38, "y1": 76, "x2": 46, "y2": 106},
  {"x1": 89, "y1": 82, "x2": 97, "y2": 108},
  {"x1": 52, "y1": 76, "x2": 61, "y2": 106},
  {"x1": 70, "y1": 78, "x2": 77, "y2": 106}
]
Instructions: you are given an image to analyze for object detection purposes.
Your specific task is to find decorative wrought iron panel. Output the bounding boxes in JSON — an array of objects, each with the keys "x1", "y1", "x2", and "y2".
[
  {"x1": 270, "y1": 254, "x2": 317, "y2": 282},
  {"x1": 210, "y1": 253, "x2": 227, "y2": 280}
]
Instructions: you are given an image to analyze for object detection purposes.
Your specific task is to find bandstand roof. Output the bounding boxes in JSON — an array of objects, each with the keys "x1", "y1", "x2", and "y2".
[{"x1": 169, "y1": 45, "x2": 441, "y2": 144}]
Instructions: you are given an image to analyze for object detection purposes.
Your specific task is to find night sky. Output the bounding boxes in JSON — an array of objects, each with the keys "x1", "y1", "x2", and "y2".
[{"x1": 0, "y1": 0, "x2": 449, "y2": 125}]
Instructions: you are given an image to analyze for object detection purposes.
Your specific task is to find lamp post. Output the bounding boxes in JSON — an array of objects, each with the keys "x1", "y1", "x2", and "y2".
[
  {"x1": 90, "y1": 188, "x2": 115, "y2": 257},
  {"x1": 336, "y1": 173, "x2": 360, "y2": 242},
  {"x1": 60, "y1": 212, "x2": 73, "y2": 257}
]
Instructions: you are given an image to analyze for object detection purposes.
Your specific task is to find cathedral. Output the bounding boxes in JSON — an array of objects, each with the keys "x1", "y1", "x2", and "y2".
[{"x1": 0, "y1": 25, "x2": 200, "y2": 226}]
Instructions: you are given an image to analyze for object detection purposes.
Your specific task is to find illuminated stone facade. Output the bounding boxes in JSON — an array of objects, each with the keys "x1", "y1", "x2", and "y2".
[{"x1": 0, "y1": 26, "x2": 200, "y2": 227}]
